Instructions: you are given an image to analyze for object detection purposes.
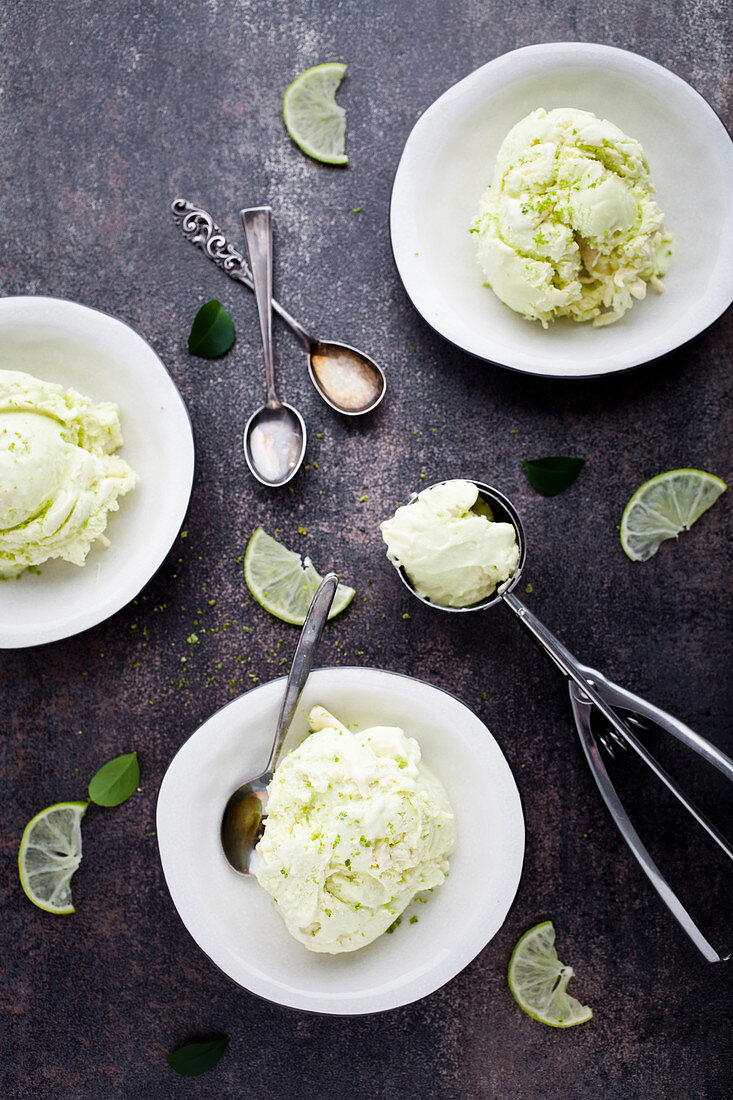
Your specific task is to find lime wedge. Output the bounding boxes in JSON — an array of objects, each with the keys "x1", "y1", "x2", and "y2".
[
  {"x1": 18, "y1": 801, "x2": 88, "y2": 914},
  {"x1": 620, "y1": 469, "x2": 726, "y2": 561},
  {"x1": 244, "y1": 528, "x2": 354, "y2": 625},
  {"x1": 508, "y1": 921, "x2": 592, "y2": 1028},
  {"x1": 283, "y1": 62, "x2": 348, "y2": 165}
]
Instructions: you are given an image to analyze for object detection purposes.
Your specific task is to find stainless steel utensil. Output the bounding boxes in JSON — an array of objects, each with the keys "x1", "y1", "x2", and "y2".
[
  {"x1": 388, "y1": 479, "x2": 733, "y2": 962},
  {"x1": 220, "y1": 572, "x2": 338, "y2": 874},
  {"x1": 240, "y1": 206, "x2": 306, "y2": 487},
  {"x1": 171, "y1": 198, "x2": 386, "y2": 416}
]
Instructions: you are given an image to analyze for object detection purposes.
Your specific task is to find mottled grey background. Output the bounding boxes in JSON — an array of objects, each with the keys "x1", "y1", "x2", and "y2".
[{"x1": 1, "y1": 1, "x2": 732, "y2": 1097}]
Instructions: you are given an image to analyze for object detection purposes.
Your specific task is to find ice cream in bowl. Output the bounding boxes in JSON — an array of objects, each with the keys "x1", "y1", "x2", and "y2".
[{"x1": 255, "y1": 703, "x2": 456, "y2": 954}]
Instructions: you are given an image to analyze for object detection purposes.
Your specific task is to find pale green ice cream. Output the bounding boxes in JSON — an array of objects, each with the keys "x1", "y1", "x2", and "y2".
[
  {"x1": 255, "y1": 706, "x2": 455, "y2": 954},
  {"x1": 0, "y1": 369, "x2": 139, "y2": 577},
  {"x1": 471, "y1": 107, "x2": 675, "y2": 327},
  {"x1": 380, "y1": 479, "x2": 519, "y2": 607}
]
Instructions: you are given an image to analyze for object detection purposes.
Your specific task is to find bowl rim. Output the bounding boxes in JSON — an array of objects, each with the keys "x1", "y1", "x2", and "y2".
[{"x1": 390, "y1": 41, "x2": 733, "y2": 378}]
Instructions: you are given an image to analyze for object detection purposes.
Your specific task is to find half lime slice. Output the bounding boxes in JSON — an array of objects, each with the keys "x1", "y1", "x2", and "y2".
[
  {"x1": 620, "y1": 468, "x2": 726, "y2": 561},
  {"x1": 18, "y1": 801, "x2": 88, "y2": 914},
  {"x1": 244, "y1": 528, "x2": 354, "y2": 625},
  {"x1": 508, "y1": 920, "x2": 593, "y2": 1027},
  {"x1": 283, "y1": 62, "x2": 348, "y2": 165}
]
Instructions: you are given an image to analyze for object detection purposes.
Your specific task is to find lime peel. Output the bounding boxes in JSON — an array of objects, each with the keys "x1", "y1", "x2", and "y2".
[
  {"x1": 508, "y1": 920, "x2": 592, "y2": 1028},
  {"x1": 283, "y1": 62, "x2": 348, "y2": 166},
  {"x1": 18, "y1": 801, "x2": 88, "y2": 915},
  {"x1": 620, "y1": 468, "x2": 726, "y2": 561},
  {"x1": 244, "y1": 527, "x2": 354, "y2": 625}
]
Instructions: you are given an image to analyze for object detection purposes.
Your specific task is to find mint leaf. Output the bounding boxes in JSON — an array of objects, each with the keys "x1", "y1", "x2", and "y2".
[
  {"x1": 522, "y1": 456, "x2": 585, "y2": 496},
  {"x1": 167, "y1": 1036, "x2": 229, "y2": 1076},
  {"x1": 188, "y1": 299, "x2": 235, "y2": 358},
  {"x1": 88, "y1": 752, "x2": 140, "y2": 807}
]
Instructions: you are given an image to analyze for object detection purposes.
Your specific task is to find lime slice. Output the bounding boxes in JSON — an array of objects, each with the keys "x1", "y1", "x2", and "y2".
[
  {"x1": 244, "y1": 528, "x2": 355, "y2": 625},
  {"x1": 508, "y1": 921, "x2": 593, "y2": 1028},
  {"x1": 283, "y1": 62, "x2": 348, "y2": 166},
  {"x1": 620, "y1": 469, "x2": 726, "y2": 561},
  {"x1": 18, "y1": 801, "x2": 88, "y2": 914}
]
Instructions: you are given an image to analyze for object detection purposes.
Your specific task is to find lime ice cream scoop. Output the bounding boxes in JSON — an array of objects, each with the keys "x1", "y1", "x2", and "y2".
[
  {"x1": 380, "y1": 479, "x2": 520, "y2": 607},
  {"x1": 255, "y1": 705, "x2": 456, "y2": 954},
  {"x1": 0, "y1": 369, "x2": 138, "y2": 577},
  {"x1": 471, "y1": 107, "x2": 675, "y2": 327}
]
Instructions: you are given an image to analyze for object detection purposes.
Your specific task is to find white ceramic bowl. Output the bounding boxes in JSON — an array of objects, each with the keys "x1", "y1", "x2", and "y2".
[
  {"x1": 391, "y1": 43, "x2": 733, "y2": 377},
  {"x1": 0, "y1": 296, "x2": 195, "y2": 647},
  {"x1": 156, "y1": 667, "x2": 525, "y2": 1015}
]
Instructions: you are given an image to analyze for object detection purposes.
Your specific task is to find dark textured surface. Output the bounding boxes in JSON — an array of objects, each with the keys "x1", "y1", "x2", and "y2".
[{"x1": 1, "y1": 1, "x2": 732, "y2": 1097}]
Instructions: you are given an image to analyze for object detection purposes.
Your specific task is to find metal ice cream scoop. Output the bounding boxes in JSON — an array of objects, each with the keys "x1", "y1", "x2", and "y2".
[{"x1": 386, "y1": 479, "x2": 733, "y2": 962}]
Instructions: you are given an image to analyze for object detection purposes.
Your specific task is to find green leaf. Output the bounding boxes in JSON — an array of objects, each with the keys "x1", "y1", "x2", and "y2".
[
  {"x1": 166, "y1": 1036, "x2": 230, "y2": 1077},
  {"x1": 88, "y1": 752, "x2": 140, "y2": 807},
  {"x1": 522, "y1": 456, "x2": 585, "y2": 497},
  {"x1": 187, "y1": 299, "x2": 235, "y2": 358}
]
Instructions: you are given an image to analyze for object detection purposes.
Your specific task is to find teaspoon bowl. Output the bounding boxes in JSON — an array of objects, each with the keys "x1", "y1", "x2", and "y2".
[
  {"x1": 308, "y1": 340, "x2": 385, "y2": 415},
  {"x1": 244, "y1": 403, "x2": 306, "y2": 488}
]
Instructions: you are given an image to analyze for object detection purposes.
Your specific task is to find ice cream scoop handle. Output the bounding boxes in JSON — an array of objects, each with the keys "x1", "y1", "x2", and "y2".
[
  {"x1": 171, "y1": 199, "x2": 312, "y2": 348},
  {"x1": 503, "y1": 590, "x2": 733, "y2": 859},
  {"x1": 266, "y1": 573, "x2": 339, "y2": 774}
]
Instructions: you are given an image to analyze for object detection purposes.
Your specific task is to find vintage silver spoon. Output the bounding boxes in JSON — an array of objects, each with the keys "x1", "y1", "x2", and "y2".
[
  {"x1": 241, "y1": 206, "x2": 306, "y2": 487},
  {"x1": 220, "y1": 572, "x2": 338, "y2": 874},
  {"x1": 171, "y1": 198, "x2": 386, "y2": 416}
]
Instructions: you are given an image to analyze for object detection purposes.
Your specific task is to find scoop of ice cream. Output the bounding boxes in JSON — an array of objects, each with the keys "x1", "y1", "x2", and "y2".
[
  {"x1": 255, "y1": 706, "x2": 456, "y2": 954},
  {"x1": 380, "y1": 479, "x2": 519, "y2": 607},
  {"x1": 471, "y1": 107, "x2": 675, "y2": 327},
  {"x1": 0, "y1": 370, "x2": 138, "y2": 577}
]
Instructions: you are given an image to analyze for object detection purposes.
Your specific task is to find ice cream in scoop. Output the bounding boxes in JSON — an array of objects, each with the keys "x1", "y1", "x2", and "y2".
[
  {"x1": 0, "y1": 369, "x2": 138, "y2": 577},
  {"x1": 471, "y1": 107, "x2": 675, "y2": 327},
  {"x1": 380, "y1": 479, "x2": 519, "y2": 607},
  {"x1": 254, "y1": 705, "x2": 455, "y2": 954}
]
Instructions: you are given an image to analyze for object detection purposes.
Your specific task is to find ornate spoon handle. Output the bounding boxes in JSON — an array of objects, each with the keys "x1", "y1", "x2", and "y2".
[{"x1": 171, "y1": 198, "x2": 310, "y2": 347}]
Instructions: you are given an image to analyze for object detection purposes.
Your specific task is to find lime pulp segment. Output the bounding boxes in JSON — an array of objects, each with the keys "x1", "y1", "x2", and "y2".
[
  {"x1": 244, "y1": 527, "x2": 354, "y2": 625},
  {"x1": 283, "y1": 62, "x2": 348, "y2": 165},
  {"x1": 18, "y1": 801, "x2": 88, "y2": 914},
  {"x1": 620, "y1": 468, "x2": 726, "y2": 561},
  {"x1": 508, "y1": 920, "x2": 593, "y2": 1027}
]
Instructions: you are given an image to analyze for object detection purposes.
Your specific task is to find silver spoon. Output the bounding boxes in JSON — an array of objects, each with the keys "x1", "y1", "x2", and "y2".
[
  {"x1": 241, "y1": 206, "x2": 306, "y2": 487},
  {"x1": 220, "y1": 572, "x2": 338, "y2": 874},
  {"x1": 171, "y1": 198, "x2": 386, "y2": 415},
  {"x1": 387, "y1": 479, "x2": 733, "y2": 961}
]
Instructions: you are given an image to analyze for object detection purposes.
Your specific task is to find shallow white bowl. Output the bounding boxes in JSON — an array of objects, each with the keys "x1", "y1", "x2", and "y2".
[
  {"x1": 390, "y1": 42, "x2": 733, "y2": 377},
  {"x1": 0, "y1": 296, "x2": 194, "y2": 647},
  {"x1": 156, "y1": 667, "x2": 525, "y2": 1015}
]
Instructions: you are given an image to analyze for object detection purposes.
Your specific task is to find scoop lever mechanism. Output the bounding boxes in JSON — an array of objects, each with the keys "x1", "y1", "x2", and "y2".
[{"x1": 567, "y1": 666, "x2": 733, "y2": 964}]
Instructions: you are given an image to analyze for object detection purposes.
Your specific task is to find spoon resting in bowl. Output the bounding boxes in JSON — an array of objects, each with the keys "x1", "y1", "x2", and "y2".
[{"x1": 220, "y1": 572, "x2": 338, "y2": 874}]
